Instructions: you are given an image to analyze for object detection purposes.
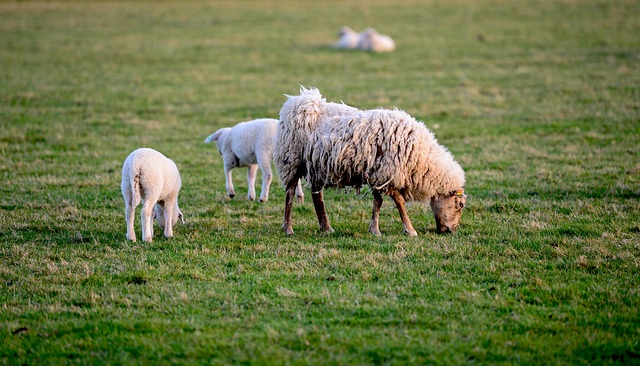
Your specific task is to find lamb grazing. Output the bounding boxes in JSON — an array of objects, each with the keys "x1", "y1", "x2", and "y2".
[
  {"x1": 357, "y1": 28, "x2": 396, "y2": 52},
  {"x1": 275, "y1": 87, "x2": 466, "y2": 236},
  {"x1": 121, "y1": 148, "x2": 184, "y2": 243},
  {"x1": 204, "y1": 118, "x2": 304, "y2": 203},
  {"x1": 333, "y1": 26, "x2": 360, "y2": 50}
]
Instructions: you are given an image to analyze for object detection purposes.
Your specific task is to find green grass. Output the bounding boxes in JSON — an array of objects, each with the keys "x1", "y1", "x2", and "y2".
[{"x1": 1, "y1": 0, "x2": 639, "y2": 364}]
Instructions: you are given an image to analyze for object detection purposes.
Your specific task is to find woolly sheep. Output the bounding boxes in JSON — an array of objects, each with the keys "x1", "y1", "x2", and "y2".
[
  {"x1": 357, "y1": 28, "x2": 396, "y2": 52},
  {"x1": 333, "y1": 26, "x2": 360, "y2": 50},
  {"x1": 121, "y1": 148, "x2": 184, "y2": 242},
  {"x1": 275, "y1": 87, "x2": 466, "y2": 236},
  {"x1": 204, "y1": 118, "x2": 304, "y2": 203}
]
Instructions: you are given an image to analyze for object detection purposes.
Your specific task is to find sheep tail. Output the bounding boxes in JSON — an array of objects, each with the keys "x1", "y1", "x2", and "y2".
[{"x1": 129, "y1": 167, "x2": 142, "y2": 206}]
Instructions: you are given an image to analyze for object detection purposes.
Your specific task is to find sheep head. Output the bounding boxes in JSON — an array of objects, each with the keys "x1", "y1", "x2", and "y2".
[
  {"x1": 154, "y1": 202, "x2": 185, "y2": 229},
  {"x1": 430, "y1": 189, "x2": 466, "y2": 234},
  {"x1": 204, "y1": 128, "x2": 231, "y2": 156}
]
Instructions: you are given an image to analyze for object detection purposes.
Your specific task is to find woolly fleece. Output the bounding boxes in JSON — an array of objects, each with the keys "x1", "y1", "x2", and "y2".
[
  {"x1": 306, "y1": 108, "x2": 465, "y2": 200},
  {"x1": 121, "y1": 148, "x2": 183, "y2": 242}
]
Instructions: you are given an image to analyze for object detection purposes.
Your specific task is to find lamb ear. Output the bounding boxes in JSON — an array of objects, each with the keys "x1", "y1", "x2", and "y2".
[{"x1": 204, "y1": 129, "x2": 223, "y2": 143}]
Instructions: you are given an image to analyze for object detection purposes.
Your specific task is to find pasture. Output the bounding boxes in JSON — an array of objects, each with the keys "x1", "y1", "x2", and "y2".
[{"x1": 1, "y1": 0, "x2": 638, "y2": 364}]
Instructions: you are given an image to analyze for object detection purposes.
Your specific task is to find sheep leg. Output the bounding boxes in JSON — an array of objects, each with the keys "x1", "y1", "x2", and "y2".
[
  {"x1": 282, "y1": 180, "x2": 297, "y2": 235},
  {"x1": 163, "y1": 202, "x2": 174, "y2": 238},
  {"x1": 257, "y1": 162, "x2": 272, "y2": 203},
  {"x1": 312, "y1": 188, "x2": 334, "y2": 233},
  {"x1": 125, "y1": 202, "x2": 136, "y2": 242},
  {"x1": 149, "y1": 215, "x2": 154, "y2": 238},
  {"x1": 369, "y1": 190, "x2": 383, "y2": 236},
  {"x1": 224, "y1": 165, "x2": 235, "y2": 199},
  {"x1": 141, "y1": 200, "x2": 155, "y2": 242},
  {"x1": 247, "y1": 164, "x2": 258, "y2": 201},
  {"x1": 389, "y1": 190, "x2": 418, "y2": 236},
  {"x1": 295, "y1": 179, "x2": 305, "y2": 203}
]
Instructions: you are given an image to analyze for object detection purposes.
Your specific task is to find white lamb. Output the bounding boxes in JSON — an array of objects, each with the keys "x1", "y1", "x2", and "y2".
[
  {"x1": 275, "y1": 87, "x2": 466, "y2": 236},
  {"x1": 204, "y1": 118, "x2": 304, "y2": 203},
  {"x1": 357, "y1": 28, "x2": 396, "y2": 52},
  {"x1": 121, "y1": 148, "x2": 184, "y2": 243},
  {"x1": 333, "y1": 26, "x2": 360, "y2": 50}
]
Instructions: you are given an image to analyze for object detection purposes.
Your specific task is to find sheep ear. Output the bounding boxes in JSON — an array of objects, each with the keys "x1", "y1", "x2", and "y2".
[
  {"x1": 204, "y1": 129, "x2": 223, "y2": 143},
  {"x1": 456, "y1": 190, "x2": 467, "y2": 210}
]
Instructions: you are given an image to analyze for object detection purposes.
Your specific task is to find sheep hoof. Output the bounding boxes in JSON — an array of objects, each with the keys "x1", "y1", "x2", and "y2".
[
  {"x1": 248, "y1": 196, "x2": 255, "y2": 201},
  {"x1": 404, "y1": 230, "x2": 418, "y2": 237},
  {"x1": 369, "y1": 228, "x2": 382, "y2": 237},
  {"x1": 229, "y1": 193, "x2": 235, "y2": 199},
  {"x1": 296, "y1": 196, "x2": 304, "y2": 204},
  {"x1": 320, "y1": 226, "x2": 335, "y2": 234},
  {"x1": 284, "y1": 228, "x2": 294, "y2": 235},
  {"x1": 259, "y1": 198, "x2": 267, "y2": 203}
]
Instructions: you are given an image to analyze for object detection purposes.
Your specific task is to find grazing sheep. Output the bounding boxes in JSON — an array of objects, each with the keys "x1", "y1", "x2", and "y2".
[
  {"x1": 121, "y1": 148, "x2": 184, "y2": 242},
  {"x1": 357, "y1": 28, "x2": 396, "y2": 52},
  {"x1": 204, "y1": 118, "x2": 304, "y2": 203},
  {"x1": 333, "y1": 26, "x2": 360, "y2": 50},
  {"x1": 275, "y1": 87, "x2": 466, "y2": 236}
]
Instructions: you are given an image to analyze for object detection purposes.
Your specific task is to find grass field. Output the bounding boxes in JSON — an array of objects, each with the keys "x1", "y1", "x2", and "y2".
[{"x1": 1, "y1": 0, "x2": 639, "y2": 364}]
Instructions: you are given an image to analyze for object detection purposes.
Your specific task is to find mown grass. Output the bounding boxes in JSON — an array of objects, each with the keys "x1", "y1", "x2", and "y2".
[{"x1": 1, "y1": 0, "x2": 639, "y2": 364}]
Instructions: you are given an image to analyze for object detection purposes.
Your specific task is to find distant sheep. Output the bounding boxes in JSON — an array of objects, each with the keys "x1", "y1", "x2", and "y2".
[
  {"x1": 333, "y1": 26, "x2": 360, "y2": 50},
  {"x1": 357, "y1": 28, "x2": 396, "y2": 52},
  {"x1": 275, "y1": 87, "x2": 466, "y2": 236},
  {"x1": 121, "y1": 148, "x2": 184, "y2": 242},
  {"x1": 204, "y1": 118, "x2": 304, "y2": 203}
]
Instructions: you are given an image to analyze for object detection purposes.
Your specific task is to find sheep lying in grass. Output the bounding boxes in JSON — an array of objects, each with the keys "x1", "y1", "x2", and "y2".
[
  {"x1": 275, "y1": 87, "x2": 466, "y2": 236},
  {"x1": 333, "y1": 26, "x2": 360, "y2": 50},
  {"x1": 121, "y1": 148, "x2": 184, "y2": 242},
  {"x1": 357, "y1": 28, "x2": 396, "y2": 52},
  {"x1": 204, "y1": 118, "x2": 304, "y2": 203}
]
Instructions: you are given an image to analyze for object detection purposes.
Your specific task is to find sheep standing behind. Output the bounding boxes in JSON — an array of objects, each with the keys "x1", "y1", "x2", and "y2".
[
  {"x1": 275, "y1": 87, "x2": 466, "y2": 236},
  {"x1": 333, "y1": 26, "x2": 360, "y2": 50},
  {"x1": 121, "y1": 148, "x2": 184, "y2": 242},
  {"x1": 205, "y1": 118, "x2": 304, "y2": 203},
  {"x1": 275, "y1": 88, "x2": 357, "y2": 211},
  {"x1": 357, "y1": 28, "x2": 396, "y2": 52}
]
